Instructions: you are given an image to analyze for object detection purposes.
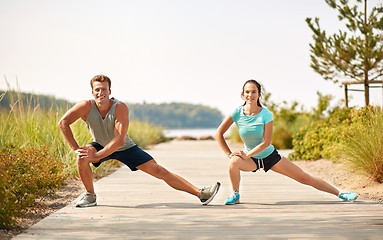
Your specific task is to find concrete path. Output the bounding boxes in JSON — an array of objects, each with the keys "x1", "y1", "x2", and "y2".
[{"x1": 14, "y1": 141, "x2": 383, "y2": 239}]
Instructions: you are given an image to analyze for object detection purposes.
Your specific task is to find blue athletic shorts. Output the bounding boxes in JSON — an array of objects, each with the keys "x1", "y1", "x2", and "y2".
[
  {"x1": 88, "y1": 142, "x2": 153, "y2": 171},
  {"x1": 251, "y1": 149, "x2": 282, "y2": 172}
]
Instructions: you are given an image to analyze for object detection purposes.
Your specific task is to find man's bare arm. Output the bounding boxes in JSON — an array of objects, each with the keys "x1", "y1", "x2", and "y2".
[{"x1": 58, "y1": 100, "x2": 91, "y2": 151}]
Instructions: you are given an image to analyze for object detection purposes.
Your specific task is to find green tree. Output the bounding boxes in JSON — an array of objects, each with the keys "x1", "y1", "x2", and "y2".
[
  {"x1": 306, "y1": 0, "x2": 383, "y2": 106},
  {"x1": 312, "y1": 91, "x2": 334, "y2": 119}
]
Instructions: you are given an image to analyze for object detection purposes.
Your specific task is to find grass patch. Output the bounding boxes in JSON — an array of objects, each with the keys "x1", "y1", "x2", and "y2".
[{"x1": 338, "y1": 107, "x2": 383, "y2": 182}]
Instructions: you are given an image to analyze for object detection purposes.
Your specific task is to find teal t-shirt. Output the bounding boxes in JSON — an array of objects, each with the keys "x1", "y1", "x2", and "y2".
[{"x1": 231, "y1": 106, "x2": 275, "y2": 159}]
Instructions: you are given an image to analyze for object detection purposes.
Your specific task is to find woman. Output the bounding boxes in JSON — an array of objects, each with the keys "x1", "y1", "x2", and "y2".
[{"x1": 215, "y1": 79, "x2": 358, "y2": 205}]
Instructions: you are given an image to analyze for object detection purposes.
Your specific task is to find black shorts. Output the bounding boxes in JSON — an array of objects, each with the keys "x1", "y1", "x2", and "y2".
[
  {"x1": 89, "y1": 142, "x2": 153, "y2": 171},
  {"x1": 251, "y1": 149, "x2": 282, "y2": 172}
]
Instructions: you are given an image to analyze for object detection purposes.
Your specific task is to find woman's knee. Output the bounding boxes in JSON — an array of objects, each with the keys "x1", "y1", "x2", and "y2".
[{"x1": 229, "y1": 156, "x2": 242, "y2": 169}]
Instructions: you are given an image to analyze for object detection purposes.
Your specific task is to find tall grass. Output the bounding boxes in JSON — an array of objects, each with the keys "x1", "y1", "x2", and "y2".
[
  {"x1": 0, "y1": 92, "x2": 91, "y2": 176},
  {"x1": 128, "y1": 121, "x2": 167, "y2": 148},
  {"x1": 339, "y1": 107, "x2": 383, "y2": 182}
]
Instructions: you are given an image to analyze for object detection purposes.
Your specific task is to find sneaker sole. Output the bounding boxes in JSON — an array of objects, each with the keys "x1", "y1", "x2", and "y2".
[
  {"x1": 76, "y1": 202, "x2": 97, "y2": 208},
  {"x1": 343, "y1": 196, "x2": 358, "y2": 202},
  {"x1": 224, "y1": 200, "x2": 240, "y2": 205},
  {"x1": 202, "y1": 182, "x2": 221, "y2": 205}
]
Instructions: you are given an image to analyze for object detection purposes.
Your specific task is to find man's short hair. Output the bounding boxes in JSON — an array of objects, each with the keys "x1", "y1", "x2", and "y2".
[{"x1": 90, "y1": 75, "x2": 111, "y2": 90}]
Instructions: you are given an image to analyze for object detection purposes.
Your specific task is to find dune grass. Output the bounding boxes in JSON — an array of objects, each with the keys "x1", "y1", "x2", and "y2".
[{"x1": 339, "y1": 107, "x2": 383, "y2": 182}]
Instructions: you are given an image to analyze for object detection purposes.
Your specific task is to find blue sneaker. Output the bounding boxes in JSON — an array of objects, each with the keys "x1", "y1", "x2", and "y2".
[
  {"x1": 224, "y1": 192, "x2": 240, "y2": 205},
  {"x1": 338, "y1": 192, "x2": 358, "y2": 202}
]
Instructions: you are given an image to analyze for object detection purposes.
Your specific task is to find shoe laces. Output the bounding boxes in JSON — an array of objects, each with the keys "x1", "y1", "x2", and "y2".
[
  {"x1": 229, "y1": 192, "x2": 238, "y2": 199},
  {"x1": 81, "y1": 192, "x2": 94, "y2": 200}
]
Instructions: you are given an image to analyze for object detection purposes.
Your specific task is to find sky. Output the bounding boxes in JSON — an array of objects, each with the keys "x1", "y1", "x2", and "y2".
[{"x1": 1, "y1": 0, "x2": 383, "y2": 115}]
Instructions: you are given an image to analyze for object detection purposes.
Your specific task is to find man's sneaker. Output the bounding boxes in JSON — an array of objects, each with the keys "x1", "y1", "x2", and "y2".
[
  {"x1": 200, "y1": 182, "x2": 221, "y2": 205},
  {"x1": 76, "y1": 192, "x2": 97, "y2": 207},
  {"x1": 224, "y1": 192, "x2": 240, "y2": 205},
  {"x1": 338, "y1": 192, "x2": 358, "y2": 202}
]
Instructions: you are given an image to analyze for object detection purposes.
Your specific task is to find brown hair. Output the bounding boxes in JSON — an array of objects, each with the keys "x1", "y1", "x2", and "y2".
[
  {"x1": 90, "y1": 75, "x2": 111, "y2": 90},
  {"x1": 242, "y1": 79, "x2": 262, "y2": 107}
]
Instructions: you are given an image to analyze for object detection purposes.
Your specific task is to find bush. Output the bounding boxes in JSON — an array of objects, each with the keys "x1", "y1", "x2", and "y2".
[
  {"x1": 0, "y1": 146, "x2": 66, "y2": 229},
  {"x1": 272, "y1": 126, "x2": 293, "y2": 149},
  {"x1": 290, "y1": 108, "x2": 352, "y2": 160}
]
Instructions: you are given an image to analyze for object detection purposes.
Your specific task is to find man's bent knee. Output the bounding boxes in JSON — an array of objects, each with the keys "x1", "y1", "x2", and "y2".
[{"x1": 77, "y1": 156, "x2": 91, "y2": 166}]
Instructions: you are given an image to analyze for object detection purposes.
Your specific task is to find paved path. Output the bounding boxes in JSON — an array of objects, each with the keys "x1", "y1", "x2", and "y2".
[{"x1": 14, "y1": 141, "x2": 383, "y2": 239}]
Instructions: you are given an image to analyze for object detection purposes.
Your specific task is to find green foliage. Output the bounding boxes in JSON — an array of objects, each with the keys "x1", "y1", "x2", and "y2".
[
  {"x1": 338, "y1": 106, "x2": 383, "y2": 182},
  {"x1": 272, "y1": 126, "x2": 293, "y2": 149},
  {"x1": 263, "y1": 91, "x2": 336, "y2": 149},
  {"x1": 128, "y1": 102, "x2": 223, "y2": 129},
  {"x1": 291, "y1": 108, "x2": 352, "y2": 160},
  {"x1": 306, "y1": 0, "x2": 383, "y2": 106},
  {"x1": 0, "y1": 146, "x2": 66, "y2": 229},
  {"x1": 312, "y1": 92, "x2": 334, "y2": 119}
]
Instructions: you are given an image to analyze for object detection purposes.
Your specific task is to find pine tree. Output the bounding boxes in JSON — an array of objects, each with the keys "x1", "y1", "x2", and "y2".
[{"x1": 306, "y1": 0, "x2": 383, "y2": 106}]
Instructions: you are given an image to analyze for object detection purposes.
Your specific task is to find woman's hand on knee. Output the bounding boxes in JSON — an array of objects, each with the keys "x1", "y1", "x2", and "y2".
[{"x1": 230, "y1": 150, "x2": 247, "y2": 159}]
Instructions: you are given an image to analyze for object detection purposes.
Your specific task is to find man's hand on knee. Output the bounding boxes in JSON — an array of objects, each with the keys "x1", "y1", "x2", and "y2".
[{"x1": 75, "y1": 145, "x2": 99, "y2": 163}]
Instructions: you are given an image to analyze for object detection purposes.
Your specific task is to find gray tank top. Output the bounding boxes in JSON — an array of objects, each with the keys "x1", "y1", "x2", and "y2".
[{"x1": 86, "y1": 98, "x2": 135, "y2": 151}]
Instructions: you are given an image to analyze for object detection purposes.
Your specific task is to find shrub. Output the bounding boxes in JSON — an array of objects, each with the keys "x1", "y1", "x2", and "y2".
[
  {"x1": 272, "y1": 126, "x2": 293, "y2": 149},
  {"x1": 0, "y1": 146, "x2": 66, "y2": 229},
  {"x1": 290, "y1": 108, "x2": 352, "y2": 160}
]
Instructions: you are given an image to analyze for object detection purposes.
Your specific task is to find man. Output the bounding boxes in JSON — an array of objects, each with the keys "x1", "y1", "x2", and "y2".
[{"x1": 59, "y1": 75, "x2": 220, "y2": 207}]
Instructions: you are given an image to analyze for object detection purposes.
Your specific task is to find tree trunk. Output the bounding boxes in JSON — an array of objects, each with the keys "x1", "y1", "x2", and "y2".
[{"x1": 364, "y1": 80, "x2": 370, "y2": 106}]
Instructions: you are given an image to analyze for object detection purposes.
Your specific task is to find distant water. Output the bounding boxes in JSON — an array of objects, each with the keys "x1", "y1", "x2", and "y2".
[{"x1": 164, "y1": 128, "x2": 217, "y2": 138}]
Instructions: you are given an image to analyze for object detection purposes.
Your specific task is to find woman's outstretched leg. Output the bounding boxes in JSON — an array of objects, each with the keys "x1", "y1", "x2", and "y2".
[{"x1": 271, "y1": 157, "x2": 339, "y2": 196}]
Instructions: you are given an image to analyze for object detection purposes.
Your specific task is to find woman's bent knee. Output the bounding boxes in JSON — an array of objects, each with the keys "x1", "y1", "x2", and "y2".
[{"x1": 229, "y1": 156, "x2": 241, "y2": 168}]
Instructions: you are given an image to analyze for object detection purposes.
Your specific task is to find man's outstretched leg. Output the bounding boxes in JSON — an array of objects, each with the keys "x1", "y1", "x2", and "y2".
[{"x1": 137, "y1": 159, "x2": 220, "y2": 205}]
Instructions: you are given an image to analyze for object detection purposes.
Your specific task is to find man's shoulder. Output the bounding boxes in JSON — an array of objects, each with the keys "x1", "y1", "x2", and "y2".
[
  {"x1": 69, "y1": 100, "x2": 92, "y2": 116},
  {"x1": 115, "y1": 100, "x2": 129, "y2": 112},
  {"x1": 75, "y1": 100, "x2": 92, "y2": 109}
]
